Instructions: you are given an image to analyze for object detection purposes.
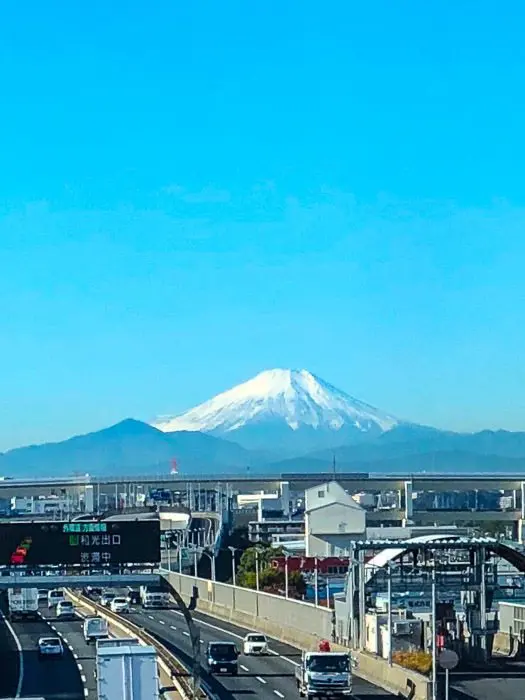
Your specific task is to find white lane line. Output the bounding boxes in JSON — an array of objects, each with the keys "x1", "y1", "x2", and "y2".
[
  {"x1": 77, "y1": 663, "x2": 83, "y2": 671},
  {"x1": 170, "y1": 625, "x2": 177, "y2": 630},
  {"x1": 256, "y1": 676, "x2": 267, "y2": 684},
  {"x1": 0, "y1": 610, "x2": 24, "y2": 698},
  {"x1": 274, "y1": 692, "x2": 285, "y2": 698},
  {"x1": 183, "y1": 631, "x2": 190, "y2": 637},
  {"x1": 200, "y1": 640, "x2": 204, "y2": 644},
  {"x1": 81, "y1": 675, "x2": 87, "y2": 683},
  {"x1": 73, "y1": 653, "x2": 79, "y2": 659},
  {"x1": 148, "y1": 615, "x2": 155, "y2": 620},
  {"x1": 240, "y1": 665, "x2": 250, "y2": 672},
  {"x1": 173, "y1": 610, "x2": 298, "y2": 666},
  {"x1": 159, "y1": 620, "x2": 165, "y2": 625},
  {"x1": 84, "y1": 690, "x2": 89, "y2": 697}
]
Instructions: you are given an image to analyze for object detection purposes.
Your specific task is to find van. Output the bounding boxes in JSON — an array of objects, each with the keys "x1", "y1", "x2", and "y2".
[
  {"x1": 48, "y1": 589, "x2": 65, "y2": 609},
  {"x1": 206, "y1": 641, "x2": 239, "y2": 675},
  {"x1": 83, "y1": 617, "x2": 109, "y2": 644}
]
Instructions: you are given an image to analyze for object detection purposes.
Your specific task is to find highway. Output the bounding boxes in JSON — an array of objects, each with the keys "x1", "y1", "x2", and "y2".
[
  {"x1": 448, "y1": 661, "x2": 525, "y2": 700},
  {"x1": 123, "y1": 602, "x2": 394, "y2": 699},
  {"x1": 0, "y1": 601, "x2": 86, "y2": 700}
]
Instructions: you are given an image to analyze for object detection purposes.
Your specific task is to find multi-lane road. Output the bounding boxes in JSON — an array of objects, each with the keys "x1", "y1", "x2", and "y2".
[
  {"x1": 0, "y1": 602, "x2": 87, "y2": 699},
  {"x1": 121, "y1": 599, "x2": 395, "y2": 700}
]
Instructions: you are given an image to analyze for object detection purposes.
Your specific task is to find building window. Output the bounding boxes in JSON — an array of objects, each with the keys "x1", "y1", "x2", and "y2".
[{"x1": 318, "y1": 490, "x2": 325, "y2": 498}]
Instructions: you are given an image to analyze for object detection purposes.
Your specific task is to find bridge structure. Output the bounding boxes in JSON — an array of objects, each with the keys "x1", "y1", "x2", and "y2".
[{"x1": 4, "y1": 472, "x2": 525, "y2": 538}]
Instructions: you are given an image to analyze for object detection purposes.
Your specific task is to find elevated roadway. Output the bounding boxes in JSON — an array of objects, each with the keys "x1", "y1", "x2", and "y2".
[{"x1": 3, "y1": 472, "x2": 525, "y2": 497}]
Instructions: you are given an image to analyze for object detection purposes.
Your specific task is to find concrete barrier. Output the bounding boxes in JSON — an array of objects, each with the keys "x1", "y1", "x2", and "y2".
[
  {"x1": 163, "y1": 571, "x2": 432, "y2": 699},
  {"x1": 353, "y1": 651, "x2": 431, "y2": 700}
]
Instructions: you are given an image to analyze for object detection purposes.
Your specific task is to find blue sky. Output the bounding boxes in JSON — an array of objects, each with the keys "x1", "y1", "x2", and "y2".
[{"x1": 1, "y1": 1, "x2": 525, "y2": 450}]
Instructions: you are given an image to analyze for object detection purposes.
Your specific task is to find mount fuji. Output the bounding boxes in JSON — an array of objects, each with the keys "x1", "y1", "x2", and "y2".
[{"x1": 153, "y1": 369, "x2": 404, "y2": 453}]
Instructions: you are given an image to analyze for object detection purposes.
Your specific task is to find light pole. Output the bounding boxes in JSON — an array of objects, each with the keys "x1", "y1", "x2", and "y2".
[
  {"x1": 228, "y1": 546, "x2": 238, "y2": 587},
  {"x1": 255, "y1": 550, "x2": 260, "y2": 592},
  {"x1": 228, "y1": 546, "x2": 238, "y2": 611},
  {"x1": 193, "y1": 550, "x2": 198, "y2": 579},
  {"x1": 431, "y1": 563, "x2": 437, "y2": 700},
  {"x1": 314, "y1": 557, "x2": 319, "y2": 607},
  {"x1": 285, "y1": 553, "x2": 290, "y2": 599},
  {"x1": 201, "y1": 550, "x2": 216, "y2": 582}
]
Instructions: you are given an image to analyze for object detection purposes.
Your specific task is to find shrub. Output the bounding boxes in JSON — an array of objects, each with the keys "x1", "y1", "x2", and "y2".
[{"x1": 392, "y1": 650, "x2": 432, "y2": 675}]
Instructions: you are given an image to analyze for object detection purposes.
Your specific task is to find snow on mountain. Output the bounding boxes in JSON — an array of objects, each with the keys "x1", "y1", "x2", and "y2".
[{"x1": 153, "y1": 369, "x2": 400, "y2": 439}]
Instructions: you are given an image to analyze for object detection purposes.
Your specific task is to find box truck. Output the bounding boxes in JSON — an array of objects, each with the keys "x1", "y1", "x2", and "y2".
[
  {"x1": 8, "y1": 588, "x2": 39, "y2": 621},
  {"x1": 96, "y1": 644, "x2": 159, "y2": 700}
]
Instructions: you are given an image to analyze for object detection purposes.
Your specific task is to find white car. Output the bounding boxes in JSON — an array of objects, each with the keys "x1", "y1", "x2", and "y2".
[
  {"x1": 56, "y1": 601, "x2": 76, "y2": 620},
  {"x1": 38, "y1": 637, "x2": 64, "y2": 658},
  {"x1": 100, "y1": 592, "x2": 116, "y2": 608},
  {"x1": 110, "y1": 597, "x2": 129, "y2": 614},
  {"x1": 243, "y1": 633, "x2": 269, "y2": 655},
  {"x1": 48, "y1": 589, "x2": 65, "y2": 609}
]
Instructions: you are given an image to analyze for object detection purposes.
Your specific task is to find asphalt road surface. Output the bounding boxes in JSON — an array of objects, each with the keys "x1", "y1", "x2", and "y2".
[
  {"x1": 123, "y1": 600, "x2": 395, "y2": 700},
  {"x1": 0, "y1": 602, "x2": 85, "y2": 700}
]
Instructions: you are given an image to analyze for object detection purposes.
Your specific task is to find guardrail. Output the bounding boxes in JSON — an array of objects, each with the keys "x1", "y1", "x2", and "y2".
[{"x1": 66, "y1": 589, "x2": 210, "y2": 700}]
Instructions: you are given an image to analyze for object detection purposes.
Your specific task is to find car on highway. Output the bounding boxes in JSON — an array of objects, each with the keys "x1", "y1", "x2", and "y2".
[
  {"x1": 126, "y1": 589, "x2": 140, "y2": 605},
  {"x1": 38, "y1": 636, "x2": 64, "y2": 659},
  {"x1": 206, "y1": 641, "x2": 240, "y2": 675},
  {"x1": 47, "y1": 589, "x2": 65, "y2": 609},
  {"x1": 242, "y1": 633, "x2": 269, "y2": 655},
  {"x1": 37, "y1": 589, "x2": 48, "y2": 602},
  {"x1": 56, "y1": 601, "x2": 76, "y2": 620},
  {"x1": 109, "y1": 597, "x2": 129, "y2": 614},
  {"x1": 100, "y1": 591, "x2": 116, "y2": 607}
]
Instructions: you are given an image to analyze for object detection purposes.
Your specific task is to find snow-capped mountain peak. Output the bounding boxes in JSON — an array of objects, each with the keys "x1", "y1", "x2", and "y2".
[{"x1": 153, "y1": 368, "x2": 400, "y2": 437}]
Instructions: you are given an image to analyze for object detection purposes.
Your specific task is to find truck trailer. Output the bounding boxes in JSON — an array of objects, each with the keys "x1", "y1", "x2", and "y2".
[
  {"x1": 8, "y1": 588, "x2": 39, "y2": 621},
  {"x1": 96, "y1": 643, "x2": 159, "y2": 700}
]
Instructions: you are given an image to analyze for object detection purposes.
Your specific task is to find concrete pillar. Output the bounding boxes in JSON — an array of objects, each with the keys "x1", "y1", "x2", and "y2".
[
  {"x1": 513, "y1": 489, "x2": 518, "y2": 510},
  {"x1": 280, "y1": 481, "x2": 290, "y2": 517},
  {"x1": 518, "y1": 520, "x2": 525, "y2": 545},
  {"x1": 404, "y1": 480, "x2": 413, "y2": 519},
  {"x1": 84, "y1": 486, "x2": 94, "y2": 514},
  {"x1": 521, "y1": 482, "x2": 525, "y2": 519}
]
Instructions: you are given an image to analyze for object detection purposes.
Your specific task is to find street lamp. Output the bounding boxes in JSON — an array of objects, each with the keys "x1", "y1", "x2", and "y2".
[
  {"x1": 228, "y1": 546, "x2": 238, "y2": 587},
  {"x1": 201, "y1": 550, "x2": 216, "y2": 582},
  {"x1": 284, "y1": 553, "x2": 290, "y2": 599}
]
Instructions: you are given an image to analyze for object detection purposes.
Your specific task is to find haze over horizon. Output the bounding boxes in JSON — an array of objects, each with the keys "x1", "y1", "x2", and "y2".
[{"x1": 1, "y1": 2, "x2": 525, "y2": 452}]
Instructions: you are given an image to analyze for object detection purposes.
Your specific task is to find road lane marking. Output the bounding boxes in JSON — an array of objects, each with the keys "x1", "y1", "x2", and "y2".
[
  {"x1": 159, "y1": 620, "x2": 165, "y2": 625},
  {"x1": 240, "y1": 665, "x2": 250, "y2": 672},
  {"x1": 73, "y1": 653, "x2": 79, "y2": 659},
  {"x1": 256, "y1": 676, "x2": 267, "y2": 684},
  {"x1": 84, "y1": 690, "x2": 89, "y2": 697},
  {"x1": 274, "y1": 692, "x2": 285, "y2": 698},
  {"x1": 170, "y1": 625, "x2": 177, "y2": 630},
  {"x1": 77, "y1": 663, "x2": 83, "y2": 671},
  {"x1": 173, "y1": 610, "x2": 298, "y2": 666},
  {"x1": 81, "y1": 675, "x2": 87, "y2": 683},
  {"x1": 183, "y1": 631, "x2": 190, "y2": 637},
  {"x1": 0, "y1": 610, "x2": 24, "y2": 698}
]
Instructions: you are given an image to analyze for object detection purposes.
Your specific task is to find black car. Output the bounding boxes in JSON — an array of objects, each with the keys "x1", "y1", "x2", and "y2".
[{"x1": 206, "y1": 641, "x2": 239, "y2": 675}]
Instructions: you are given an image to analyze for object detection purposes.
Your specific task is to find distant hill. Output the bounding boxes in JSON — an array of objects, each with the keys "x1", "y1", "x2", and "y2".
[{"x1": 0, "y1": 419, "x2": 253, "y2": 477}]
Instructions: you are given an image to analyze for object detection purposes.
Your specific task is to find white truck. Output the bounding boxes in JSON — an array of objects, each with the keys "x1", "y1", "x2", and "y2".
[
  {"x1": 139, "y1": 586, "x2": 169, "y2": 609},
  {"x1": 295, "y1": 651, "x2": 353, "y2": 698},
  {"x1": 8, "y1": 587, "x2": 39, "y2": 621},
  {"x1": 84, "y1": 616, "x2": 109, "y2": 644},
  {"x1": 96, "y1": 643, "x2": 159, "y2": 700}
]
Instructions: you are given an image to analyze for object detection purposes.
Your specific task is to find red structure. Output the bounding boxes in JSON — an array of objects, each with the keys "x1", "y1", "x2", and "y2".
[{"x1": 271, "y1": 556, "x2": 349, "y2": 574}]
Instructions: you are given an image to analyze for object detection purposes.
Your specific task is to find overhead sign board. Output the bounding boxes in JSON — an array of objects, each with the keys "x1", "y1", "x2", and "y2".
[{"x1": 0, "y1": 520, "x2": 160, "y2": 567}]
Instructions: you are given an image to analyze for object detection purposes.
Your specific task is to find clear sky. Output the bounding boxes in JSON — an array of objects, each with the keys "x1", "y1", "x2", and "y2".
[{"x1": 1, "y1": 1, "x2": 525, "y2": 451}]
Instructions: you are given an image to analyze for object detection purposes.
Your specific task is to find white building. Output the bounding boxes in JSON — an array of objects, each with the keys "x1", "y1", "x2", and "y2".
[{"x1": 305, "y1": 481, "x2": 366, "y2": 556}]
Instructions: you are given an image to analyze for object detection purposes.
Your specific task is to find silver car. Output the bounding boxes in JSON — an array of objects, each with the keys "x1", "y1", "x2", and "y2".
[{"x1": 38, "y1": 637, "x2": 63, "y2": 658}]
